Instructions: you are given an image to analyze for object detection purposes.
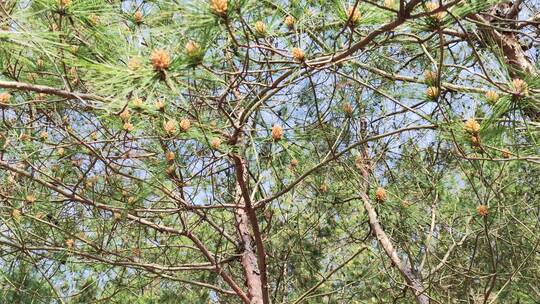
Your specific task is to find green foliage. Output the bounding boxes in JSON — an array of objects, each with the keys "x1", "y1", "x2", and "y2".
[{"x1": 1, "y1": 0, "x2": 540, "y2": 303}]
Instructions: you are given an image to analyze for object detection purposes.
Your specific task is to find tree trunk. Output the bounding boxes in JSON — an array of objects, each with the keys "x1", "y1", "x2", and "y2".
[
  {"x1": 234, "y1": 192, "x2": 264, "y2": 304},
  {"x1": 474, "y1": 1, "x2": 540, "y2": 119}
]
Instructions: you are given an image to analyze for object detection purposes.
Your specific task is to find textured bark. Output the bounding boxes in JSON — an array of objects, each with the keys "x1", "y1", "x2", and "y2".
[
  {"x1": 230, "y1": 100, "x2": 269, "y2": 303},
  {"x1": 232, "y1": 152, "x2": 268, "y2": 304},
  {"x1": 234, "y1": 194, "x2": 264, "y2": 304},
  {"x1": 473, "y1": 1, "x2": 540, "y2": 119},
  {"x1": 472, "y1": 8, "x2": 536, "y2": 78}
]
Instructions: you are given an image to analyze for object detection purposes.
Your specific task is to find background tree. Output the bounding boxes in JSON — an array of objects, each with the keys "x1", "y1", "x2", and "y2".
[{"x1": 0, "y1": 0, "x2": 540, "y2": 303}]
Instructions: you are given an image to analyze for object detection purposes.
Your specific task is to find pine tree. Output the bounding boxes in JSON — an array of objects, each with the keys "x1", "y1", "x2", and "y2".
[{"x1": 0, "y1": 0, "x2": 539, "y2": 303}]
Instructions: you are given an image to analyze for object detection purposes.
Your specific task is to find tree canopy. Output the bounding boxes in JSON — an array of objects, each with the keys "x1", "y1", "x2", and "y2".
[{"x1": 1, "y1": 0, "x2": 540, "y2": 303}]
